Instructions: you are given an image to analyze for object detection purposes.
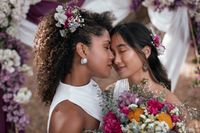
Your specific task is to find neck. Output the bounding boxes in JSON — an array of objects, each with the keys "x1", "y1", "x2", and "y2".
[
  {"x1": 128, "y1": 70, "x2": 162, "y2": 92},
  {"x1": 128, "y1": 69, "x2": 154, "y2": 85},
  {"x1": 63, "y1": 62, "x2": 91, "y2": 86}
]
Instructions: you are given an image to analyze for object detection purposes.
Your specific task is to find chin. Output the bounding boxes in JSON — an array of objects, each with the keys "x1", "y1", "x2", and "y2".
[
  {"x1": 101, "y1": 72, "x2": 110, "y2": 78},
  {"x1": 118, "y1": 73, "x2": 129, "y2": 79}
]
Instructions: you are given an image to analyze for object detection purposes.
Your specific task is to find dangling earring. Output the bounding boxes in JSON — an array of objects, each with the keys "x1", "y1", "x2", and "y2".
[
  {"x1": 142, "y1": 62, "x2": 148, "y2": 72},
  {"x1": 81, "y1": 58, "x2": 87, "y2": 64}
]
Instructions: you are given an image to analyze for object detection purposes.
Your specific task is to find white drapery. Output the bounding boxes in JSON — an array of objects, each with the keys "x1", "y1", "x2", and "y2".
[
  {"x1": 81, "y1": 0, "x2": 131, "y2": 25},
  {"x1": 17, "y1": 19, "x2": 38, "y2": 47},
  {"x1": 148, "y1": 7, "x2": 190, "y2": 92}
]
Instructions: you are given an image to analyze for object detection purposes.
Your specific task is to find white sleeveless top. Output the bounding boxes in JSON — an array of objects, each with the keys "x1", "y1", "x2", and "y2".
[
  {"x1": 113, "y1": 79, "x2": 129, "y2": 101},
  {"x1": 47, "y1": 80, "x2": 103, "y2": 132}
]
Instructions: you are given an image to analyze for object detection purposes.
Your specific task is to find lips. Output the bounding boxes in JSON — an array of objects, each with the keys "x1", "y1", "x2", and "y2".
[{"x1": 115, "y1": 66, "x2": 126, "y2": 72}]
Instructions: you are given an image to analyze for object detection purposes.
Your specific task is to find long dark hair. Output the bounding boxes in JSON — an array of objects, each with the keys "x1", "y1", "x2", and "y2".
[
  {"x1": 110, "y1": 22, "x2": 171, "y2": 90},
  {"x1": 34, "y1": 7, "x2": 114, "y2": 104}
]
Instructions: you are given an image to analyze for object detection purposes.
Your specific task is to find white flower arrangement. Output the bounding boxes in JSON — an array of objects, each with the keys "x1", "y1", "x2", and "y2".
[
  {"x1": 0, "y1": 49, "x2": 33, "y2": 75},
  {"x1": 0, "y1": 49, "x2": 20, "y2": 73},
  {"x1": 0, "y1": 0, "x2": 41, "y2": 37}
]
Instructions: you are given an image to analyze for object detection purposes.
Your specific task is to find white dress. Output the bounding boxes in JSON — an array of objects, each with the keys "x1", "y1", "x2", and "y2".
[
  {"x1": 113, "y1": 79, "x2": 129, "y2": 101},
  {"x1": 47, "y1": 80, "x2": 103, "y2": 133}
]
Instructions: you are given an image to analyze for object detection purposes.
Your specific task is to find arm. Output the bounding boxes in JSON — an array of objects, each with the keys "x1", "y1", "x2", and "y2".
[{"x1": 49, "y1": 101, "x2": 84, "y2": 133}]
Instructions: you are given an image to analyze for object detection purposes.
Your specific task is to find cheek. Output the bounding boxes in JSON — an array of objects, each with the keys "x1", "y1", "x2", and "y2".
[
  {"x1": 87, "y1": 49, "x2": 109, "y2": 73},
  {"x1": 123, "y1": 51, "x2": 143, "y2": 69}
]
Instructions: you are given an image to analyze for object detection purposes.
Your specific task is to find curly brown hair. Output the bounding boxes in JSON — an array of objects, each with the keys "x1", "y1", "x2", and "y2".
[{"x1": 34, "y1": 7, "x2": 114, "y2": 104}]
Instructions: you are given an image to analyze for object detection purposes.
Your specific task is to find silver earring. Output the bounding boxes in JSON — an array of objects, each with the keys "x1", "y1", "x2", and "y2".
[{"x1": 81, "y1": 58, "x2": 87, "y2": 64}]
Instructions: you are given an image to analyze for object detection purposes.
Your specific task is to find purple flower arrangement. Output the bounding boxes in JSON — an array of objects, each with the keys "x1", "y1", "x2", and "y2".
[{"x1": 0, "y1": 32, "x2": 32, "y2": 131}]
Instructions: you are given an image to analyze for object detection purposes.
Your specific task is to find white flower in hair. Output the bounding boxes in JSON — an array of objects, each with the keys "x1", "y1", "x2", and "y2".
[
  {"x1": 56, "y1": 5, "x2": 65, "y2": 13},
  {"x1": 54, "y1": 6, "x2": 67, "y2": 25},
  {"x1": 54, "y1": 5, "x2": 84, "y2": 38}
]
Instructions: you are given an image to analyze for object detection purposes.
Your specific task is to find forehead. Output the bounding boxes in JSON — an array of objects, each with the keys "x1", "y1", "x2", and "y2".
[
  {"x1": 111, "y1": 33, "x2": 128, "y2": 48},
  {"x1": 90, "y1": 30, "x2": 110, "y2": 44}
]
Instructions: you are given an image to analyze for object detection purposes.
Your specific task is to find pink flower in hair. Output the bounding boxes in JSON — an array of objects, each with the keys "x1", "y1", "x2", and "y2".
[
  {"x1": 153, "y1": 34, "x2": 160, "y2": 47},
  {"x1": 152, "y1": 34, "x2": 166, "y2": 55}
]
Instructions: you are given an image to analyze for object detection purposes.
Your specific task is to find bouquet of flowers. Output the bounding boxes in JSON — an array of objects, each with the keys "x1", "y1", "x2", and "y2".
[{"x1": 101, "y1": 80, "x2": 186, "y2": 133}]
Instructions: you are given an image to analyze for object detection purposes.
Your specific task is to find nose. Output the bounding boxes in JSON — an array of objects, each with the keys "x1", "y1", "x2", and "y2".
[
  {"x1": 109, "y1": 50, "x2": 114, "y2": 60},
  {"x1": 113, "y1": 53, "x2": 121, "y2": 65}
]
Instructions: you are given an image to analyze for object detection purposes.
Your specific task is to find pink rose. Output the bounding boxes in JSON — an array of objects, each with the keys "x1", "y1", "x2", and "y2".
[
  {"x1": 147, "y1": 99, "x2": 164, "y2": 115},
  {"x1": 103, "y1": 111, "x2": 122, "y2": 133},
  {"x1": 120, "y1": 106, "x2": 129, "y2": 116},
  {"x1": 171, "y1": 115, "x2": 181, "y2": 123}
]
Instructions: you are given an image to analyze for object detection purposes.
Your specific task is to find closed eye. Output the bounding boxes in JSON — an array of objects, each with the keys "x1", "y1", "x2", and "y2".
[{"x1": 119, "y1": 48, "x2": 127, "y2": 53}]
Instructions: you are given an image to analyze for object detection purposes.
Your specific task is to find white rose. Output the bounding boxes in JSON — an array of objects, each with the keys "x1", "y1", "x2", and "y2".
[
  {"x1": 9, "y1": 0, "x2": 17, "y2": 5},
  {"x1": 0, "y1": 11, "x2": 8, "y2": 28},
  {"x1": 18, "y1": 64, "x2": 33, "y2": 76},
  {"x1": 0, "y1": 49, "x2": 20, "y2": 73},
  {"x1": 14, "y1": 87, "x2": 32, "y2": 104},
  {"x1": 11, "y1": 8, "x2": 22, "y2": 21},
  {"x1": 56, "y1": 5, "x2": 65, "y2": 13},
  {"x1": 0, "y1": 1, "x2": 11, "y2": 15},
  {"x1": 128, "y1": 104, "x2": 138, "y2": 109},
  {"x1": 0, "y1": 11, "x2": 6, "y2": 21},
  {"x1": 0, "y1": 18, "x2": 9, "y2": 28},
  {"x1": 54, "y1": 13, "x2": 67, "y2": 25},
  {"x1": 6, "y1": 26, "x2": 17, "y2": 37}
]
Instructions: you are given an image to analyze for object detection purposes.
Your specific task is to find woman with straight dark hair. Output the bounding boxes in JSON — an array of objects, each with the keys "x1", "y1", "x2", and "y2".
[{"x1": 110, "y1": 22, "x2": 181, "y2": 105}]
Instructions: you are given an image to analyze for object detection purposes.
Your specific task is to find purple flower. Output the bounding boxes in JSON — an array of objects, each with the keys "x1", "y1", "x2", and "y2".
[
  {"x1": 118, "y1": 91, "x2": 140, "y2": 115},
  {"x1": 130, "y1": 0, "x2": 143, "y2": 11}
]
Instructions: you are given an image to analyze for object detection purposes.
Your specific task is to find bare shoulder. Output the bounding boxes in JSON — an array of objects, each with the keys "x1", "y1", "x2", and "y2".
[
  {"x1": 49, "y1": 100, "x2": 84, "y2": 133},
  {"x1": 160, "y1": 87, "x2": 182, "y2": 106}
]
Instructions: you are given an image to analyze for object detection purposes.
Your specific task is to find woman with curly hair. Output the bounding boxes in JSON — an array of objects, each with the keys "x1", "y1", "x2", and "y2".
[{"x1": 34, "y1": 5, "x2": 114, "y2": 133}]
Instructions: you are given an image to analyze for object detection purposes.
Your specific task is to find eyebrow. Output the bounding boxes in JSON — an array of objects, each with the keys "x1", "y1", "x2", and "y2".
[
  {"x1": 117, "y1": 44, "x2": 126, "y2": 48},
  {"x1": 103, "y1": 40, "x2": 111, "y2": 44}
]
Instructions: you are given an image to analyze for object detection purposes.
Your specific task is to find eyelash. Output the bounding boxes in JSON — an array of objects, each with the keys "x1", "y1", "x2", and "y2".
[
  {"x1": 119, "y1": 49, "x2": 126, "y2": 53},
  {"x1": 105, "y1": 46, "x2": 110, "y2": 49}
]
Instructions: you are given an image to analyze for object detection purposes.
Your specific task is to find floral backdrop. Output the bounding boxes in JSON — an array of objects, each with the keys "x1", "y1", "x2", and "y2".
[
  {"x1": 0, "y1": 0, "x2": 200, "y2": 132},
  {"x1": 0, "y1": 0, "x2": 40, "y2": 132}
]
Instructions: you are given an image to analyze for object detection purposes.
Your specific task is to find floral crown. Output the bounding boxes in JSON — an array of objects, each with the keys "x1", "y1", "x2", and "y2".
[
  {"x1": 150, "y1": 34, "x2": 165, "y2": 55},
  {"x1": 54, "y1": 5, "x2": 85, "y2": 37}
]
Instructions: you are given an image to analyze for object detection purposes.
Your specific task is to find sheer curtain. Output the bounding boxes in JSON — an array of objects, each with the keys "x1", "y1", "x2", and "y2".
[{"x1": 148, "y1": 7, "x2": 190, "y2": 92}]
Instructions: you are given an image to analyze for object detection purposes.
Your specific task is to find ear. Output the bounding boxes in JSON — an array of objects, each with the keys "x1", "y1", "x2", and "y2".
[
  {"x1": 76, "y1": 42, "x2": 89, "y2": 58},
  {"x1": 142, "y1": 46, "x2": 151, "y2": 58}
]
